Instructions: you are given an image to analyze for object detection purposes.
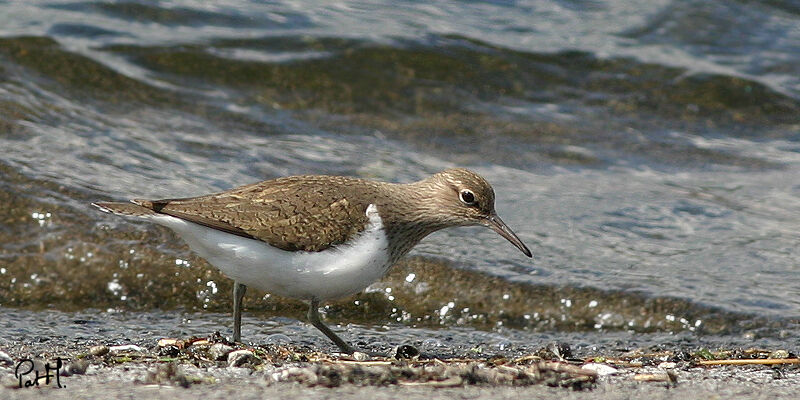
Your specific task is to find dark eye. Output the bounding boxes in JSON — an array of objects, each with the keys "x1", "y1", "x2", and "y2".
[{"x1": 459, "y1": 189, "x2": 476, "y2": 205}]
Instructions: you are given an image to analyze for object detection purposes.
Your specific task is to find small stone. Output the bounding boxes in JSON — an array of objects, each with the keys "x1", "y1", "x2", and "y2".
[
  {"x1": 158, "y1": 345, "x2": 181, "y2": 357},
  {"x1": 89, "y1": 345, "x2": 109, "y2": 357},
  {"x1": 60, "y1": 360, "x2": 89, "y2": 377},
  {"x1": 209, "y1": 343, "x2": 234, "y2": 361},
  {"x1": 158, "y1": 338, "x2": 179, "y2": 347},
  {"x1": 109, "y1": 344, "x2": 144, "y2": 353},
  {"x1": 548, "y1": 342, "x2": 572, "y2": 359},
  {"x1": 582, "y1": 363, "x2": 620, "y2": 376},
  {"x1": 394, "y1": 344, "x2": 420, "y2": 359},
  {"x1": 657, "y1": 362, "x2": 677, "y2": 369},
  {"x1": 228, "y1": 349, "x2": 256, "y2": 367},
  {"x1": 0, "y1": 350, "x2": 13, "y2": 366},
  {"x1": 352, "y1": 351, "x2": 369, "y2": 361},
  {"x1": 768, "y1": 350, "x2": 790, "y2": 359}
]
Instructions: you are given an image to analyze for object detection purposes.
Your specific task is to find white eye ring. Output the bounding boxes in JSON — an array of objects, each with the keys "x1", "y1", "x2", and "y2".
[{"x1": 459, "y1": 189, "x2": 476, "y2": 205}]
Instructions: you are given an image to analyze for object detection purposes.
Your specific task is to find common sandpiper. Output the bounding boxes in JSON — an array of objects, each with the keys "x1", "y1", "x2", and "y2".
[{"x1": 93, "y1": 168, "x2": 531, "y2": 353}]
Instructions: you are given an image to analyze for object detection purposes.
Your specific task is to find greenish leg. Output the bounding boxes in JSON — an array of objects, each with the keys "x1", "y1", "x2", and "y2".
[
  {"x1": 232, "y1": 282, "x2": 247, "y2": 342},
  {"x1": 307, "y1": 299, "x2": 357, "y2": 354}
]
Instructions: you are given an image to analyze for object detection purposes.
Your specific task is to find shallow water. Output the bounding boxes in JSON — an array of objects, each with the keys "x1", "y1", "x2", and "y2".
[
  {"x1": 0, "y1": 1, "x2": 799, "y2": 348},
  {"x1": 2, "y1": 308, "x2": 797, "y2": 360}
]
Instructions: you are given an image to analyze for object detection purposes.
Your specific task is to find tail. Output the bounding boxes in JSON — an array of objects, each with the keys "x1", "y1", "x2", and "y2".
[{"x1": 92, "y1": 201, "x2": 159, "y2": 217}]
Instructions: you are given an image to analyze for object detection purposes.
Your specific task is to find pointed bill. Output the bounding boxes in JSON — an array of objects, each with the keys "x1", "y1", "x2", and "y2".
[{"x1": 484, "y1": 213, "x2": 532, "y2": 258}]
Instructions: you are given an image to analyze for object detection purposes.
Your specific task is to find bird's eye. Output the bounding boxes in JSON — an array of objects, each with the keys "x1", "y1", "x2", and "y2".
[{"x1": 459, "y1": 189, "x2": 476, "y2": 205}]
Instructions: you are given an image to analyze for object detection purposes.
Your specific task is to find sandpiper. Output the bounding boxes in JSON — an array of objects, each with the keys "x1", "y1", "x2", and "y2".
[{"x1": 93, "y1": 168, "x2": 531, "y2": 353}]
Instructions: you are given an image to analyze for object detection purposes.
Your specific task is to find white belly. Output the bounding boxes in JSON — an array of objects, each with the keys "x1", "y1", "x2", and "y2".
[{"x1": 144, "y1": 204, "x2": 392, "y2": 301}]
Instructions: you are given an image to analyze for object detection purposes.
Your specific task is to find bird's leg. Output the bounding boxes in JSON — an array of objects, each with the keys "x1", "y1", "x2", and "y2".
[
  {"x1": 307, "y1": 299, "x2": 357, "y2": 354},
  {"x1": 232, "y1": 282, "x2": 247, "y2": 343}
]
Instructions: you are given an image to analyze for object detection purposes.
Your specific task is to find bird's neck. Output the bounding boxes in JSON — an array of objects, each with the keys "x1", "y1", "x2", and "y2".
[{"x1": 377, "y1": 179, "x2": 452, "y2": 262}]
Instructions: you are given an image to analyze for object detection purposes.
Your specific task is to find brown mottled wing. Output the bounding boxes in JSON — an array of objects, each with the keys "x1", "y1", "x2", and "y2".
[{"x1": 135, "y1": 176, "x2": 375, "y2": 252}]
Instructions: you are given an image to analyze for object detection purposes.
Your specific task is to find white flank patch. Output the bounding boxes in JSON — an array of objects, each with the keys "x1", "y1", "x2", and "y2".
[{"x1": 139, "y1": 204, "x2": 391, "y2": 301}]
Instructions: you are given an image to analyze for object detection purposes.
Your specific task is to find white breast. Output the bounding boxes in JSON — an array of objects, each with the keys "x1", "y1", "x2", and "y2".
[{"x1": 143, "y1": 204, "x2": 392, "y2": 301}]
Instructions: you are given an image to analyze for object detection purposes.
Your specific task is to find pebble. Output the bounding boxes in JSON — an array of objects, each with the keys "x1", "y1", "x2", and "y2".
[
  {"x1": 393, "y1": 344, "x2": 420, "y2": 359},
  {"x1": 159, "y1": 345, "x2": 181, "y2": 357},
  {"x1": 109, "y1": 344, "x2": 144, "y2": 353},
  {"x1": 769, "y1": 350, "x2": 790, "y2": 359},
  {"x1": 60, "y1": 359, "x2": 89, "y2": 376},
  {"x1": 228, "y1": 349, "x2": 256, "y2": 367},
  {"x1": 89, "y1": 345, "x2": 110, "y2": 357},
  {"x1": 158, "y1": 338, "x2": 180, "y2": 347},
  {"x1": 209, "y1": 343, "x2": 234, "y2": 361},
  {"x1": 0, "y1": 350, "x2": 13, "y2": 366},
  {"x1": 582, "y1": 363, "x2": 620, "y2": 376}
]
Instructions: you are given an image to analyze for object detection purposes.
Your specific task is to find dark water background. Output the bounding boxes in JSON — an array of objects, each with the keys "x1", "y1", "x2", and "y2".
[{"x1": 1, "y1": 0, "x2": 799, "y2": 351}]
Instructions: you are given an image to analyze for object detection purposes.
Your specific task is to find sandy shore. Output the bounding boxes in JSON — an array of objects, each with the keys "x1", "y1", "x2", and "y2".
[
  {"x1": 2, "y1": 362, "x2": 799, "y2": 400},
  {"x1": 2, "y1": 336, "x2": 798, "y2": 400}
]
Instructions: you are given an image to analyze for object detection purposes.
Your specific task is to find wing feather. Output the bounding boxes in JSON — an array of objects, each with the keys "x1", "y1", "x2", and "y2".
[{"x1": 135, "y1": 176, "x2": 377, "y2": 252}]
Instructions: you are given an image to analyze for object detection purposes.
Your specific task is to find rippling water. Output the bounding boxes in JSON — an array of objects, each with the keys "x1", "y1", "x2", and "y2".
[{"x1": 1, "y1": 1, "x2": 799, "y2": 348}]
